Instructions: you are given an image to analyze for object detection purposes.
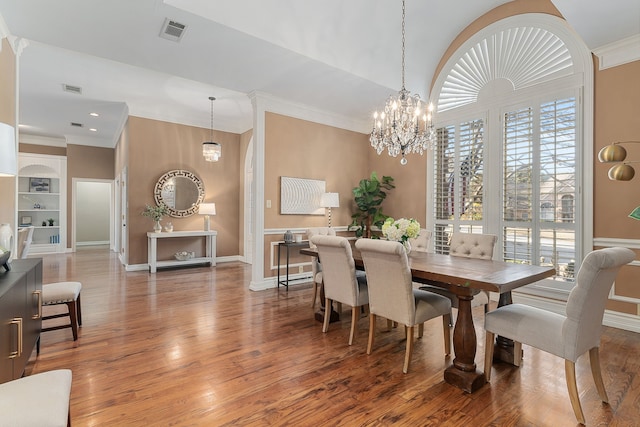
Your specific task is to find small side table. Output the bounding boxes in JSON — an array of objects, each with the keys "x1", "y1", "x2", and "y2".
[{"x1": 277, "y1": 241, "x2": 310, "y2": 289}]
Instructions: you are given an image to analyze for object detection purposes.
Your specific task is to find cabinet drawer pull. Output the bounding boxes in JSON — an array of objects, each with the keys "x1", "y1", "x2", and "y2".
[
  {"x1": 9, "y1": 318, "x2": 23, "y2": 358},
  {"x1": 33, "y1": 290, "x2": 42, "y2": 319}
]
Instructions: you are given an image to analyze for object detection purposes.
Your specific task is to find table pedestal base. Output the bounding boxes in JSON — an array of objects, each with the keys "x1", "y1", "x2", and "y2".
[{"x1": 444, "y1": 366, "x2": 486, "y2": 393}]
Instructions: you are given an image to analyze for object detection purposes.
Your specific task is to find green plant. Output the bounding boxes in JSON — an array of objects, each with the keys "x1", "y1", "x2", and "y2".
[
  {"x1": 47, "y1": 218, "x2": 55, "y2": 226},
  {"x1": 348, "y1": 171, "x2": 395, "y2": 238},
  {"x1": 142, "y1": 204, "x2": 169, "y2": 221}
]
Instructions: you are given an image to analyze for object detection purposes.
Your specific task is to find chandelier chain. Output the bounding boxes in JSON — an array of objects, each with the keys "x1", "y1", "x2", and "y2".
[
  {"x1": 209, "y1": 96, "x2": 215, "y2": 142},
  {"x1": 401, "y1": 0, "x2": 405, "y2": 90}
]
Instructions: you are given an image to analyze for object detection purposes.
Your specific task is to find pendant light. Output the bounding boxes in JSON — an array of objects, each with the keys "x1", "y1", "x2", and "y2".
[{"x1": 202, "y1": 96, "x2": 221, "y2": 162}]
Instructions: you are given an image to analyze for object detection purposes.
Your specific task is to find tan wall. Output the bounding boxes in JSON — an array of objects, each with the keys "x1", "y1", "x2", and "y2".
[
  {"x1": 19, "y1": 143, "x2": 66, "y2": 156},
  {"x1": 262, "y1": 112, "x2": 370, "y2": 277},
  {"x1": 594, "y1": 59, "x2": 640, "y2": 314},
  {"x1": 66, "y1": 144, "x2": 115, "y2": 243},
  {"x1": 0, "y1": 38, "x2": 17, "y2": 228},
  {"x1": 126, "y1": 116, "x2": 240, "y2": 265}
]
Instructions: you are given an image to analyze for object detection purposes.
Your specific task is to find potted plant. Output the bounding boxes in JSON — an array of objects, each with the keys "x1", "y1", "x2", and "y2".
[
  {"x1": 348, "y1": 171, "x2": 395, "y2": 238},
  {"x1": 142, "y1": 204, "x2": 170, "y2": 232},
  {"x1": 47, "y1": 218, "x2": 55, "y2": 226}
]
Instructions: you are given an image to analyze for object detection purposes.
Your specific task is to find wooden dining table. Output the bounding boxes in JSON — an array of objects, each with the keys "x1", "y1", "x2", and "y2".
[{"x1": 301, "y1": 244, "x2": 556, "y2": 393}]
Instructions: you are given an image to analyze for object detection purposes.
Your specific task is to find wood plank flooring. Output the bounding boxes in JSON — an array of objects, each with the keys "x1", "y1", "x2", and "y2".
[{"x1": 28, "y1": 246, "x2": 640, "y2": 426}]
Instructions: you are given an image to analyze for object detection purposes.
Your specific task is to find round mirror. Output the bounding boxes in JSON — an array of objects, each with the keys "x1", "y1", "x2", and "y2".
[{"x1": 153, "y1": 170, "x2": 205, "y2": 217}]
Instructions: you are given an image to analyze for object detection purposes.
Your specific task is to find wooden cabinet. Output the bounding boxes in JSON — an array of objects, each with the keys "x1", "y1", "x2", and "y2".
[{"x1": 0, "y1": 259, "x2": 43, "y2": 383}]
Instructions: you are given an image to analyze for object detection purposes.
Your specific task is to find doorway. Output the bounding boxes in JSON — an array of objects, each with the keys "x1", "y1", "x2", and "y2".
[{"x1": 72, "y1": 179, "x2": 114, "y2": 251}]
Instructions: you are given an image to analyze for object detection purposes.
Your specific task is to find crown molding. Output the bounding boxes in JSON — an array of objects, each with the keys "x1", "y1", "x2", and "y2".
[{"x1": 593, "y1": 34, "x2": 640, "y2": 70}]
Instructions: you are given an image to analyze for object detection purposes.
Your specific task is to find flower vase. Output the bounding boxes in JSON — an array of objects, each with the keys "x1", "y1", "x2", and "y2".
[
  {"x1": 403, "y1": 240, "x2": 411, "y2": 253},
  {"x1": 153, "y1": 220, "x2": 162, "y2": 233}
]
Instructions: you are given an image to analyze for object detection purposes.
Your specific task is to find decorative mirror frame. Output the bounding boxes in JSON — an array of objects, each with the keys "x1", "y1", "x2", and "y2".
[{"x1": 153, "y1": 169, "x2": 205, "y2": 218}]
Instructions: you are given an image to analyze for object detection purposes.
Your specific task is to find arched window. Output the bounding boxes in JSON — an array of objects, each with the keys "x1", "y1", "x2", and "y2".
[{"x1": 429, "y1": 14, "x2": 593, "y2": 293}]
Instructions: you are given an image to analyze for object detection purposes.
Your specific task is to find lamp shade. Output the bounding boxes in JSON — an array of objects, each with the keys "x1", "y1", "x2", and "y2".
[
  {"x1": 0, "y1": 123, "x2": 16, "y2": 176},
  {"x1": 320, "y1": 193, "x2": 339, "y2": 208},
  {"x1": 598, "y1": 144, "x2": 627, "y2": 163},
  {"x1": 198, "y1": 203, "x2": 216, "y2": 215},
  {"x1": 203, "y1": 142, "x2": 221, "y2": 162}
]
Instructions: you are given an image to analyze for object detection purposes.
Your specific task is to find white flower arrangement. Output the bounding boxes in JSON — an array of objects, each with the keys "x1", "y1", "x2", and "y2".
[{"x1": 381, "y1": 217, "x2": 420, "y2": 244}]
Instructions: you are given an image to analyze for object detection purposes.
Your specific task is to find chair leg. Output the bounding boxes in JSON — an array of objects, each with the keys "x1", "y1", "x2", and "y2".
[
  {"x1": 565, "y1": 359, "x2": 586, "y2": 425},
  {"x1": 443, "y1": 314, "x2": 452, "y2": 355},
  {"x1": 322, "y1": 298, "x2": 332, "y2": 333},
  {"x1": 76, "y1": 293, "x2": 82, "y2": 326},
  {"x1": 403, "y1": 326, "x2": 414, "y2": 373},
  {"x1": 484, "y1": 331, "x2": 495, "y2": 381},
  {"x1": 418, "y1": 322, "x2": 424, "y2": 338},
  {"x1": 589, "y1": 347, "x2": 609, "y2": 403},
  {"x1": 67, "y1": 301, "x2": 78, "y2": 341},
  {"x1": 348, "y1": 306, "x2": 358, "y2": 346},
  {"x1": 367, "y1": 314, "x2": 376, "y2": 354},
  {"x1": 513, "y1": 341, "x2": 522, "y2": 367}
]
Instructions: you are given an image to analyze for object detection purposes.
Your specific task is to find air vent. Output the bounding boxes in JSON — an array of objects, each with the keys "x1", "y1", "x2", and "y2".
[
  {"x1": 70, "y1": 122, "x2": 84, "y2": 128},
  {"x1": 62, "y1": 84, "x2": 82, "y2": 94},
  {"x1": 159, "y1": 18, "x2": 187, "y2": 42}
]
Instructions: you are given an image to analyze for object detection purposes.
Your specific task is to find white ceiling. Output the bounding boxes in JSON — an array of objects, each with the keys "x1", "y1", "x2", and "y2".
[{"x1": 0, "y1": 0, "x2": 638, "y2": 148}]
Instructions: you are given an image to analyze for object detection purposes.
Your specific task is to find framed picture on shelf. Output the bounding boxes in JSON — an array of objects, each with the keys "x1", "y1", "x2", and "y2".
[
  {"x1": 20, "y1": 216, "x2": 32, "y2": 226},
  {"x1": 29, "y1": 177, "x2": 50, "y2": 193}
]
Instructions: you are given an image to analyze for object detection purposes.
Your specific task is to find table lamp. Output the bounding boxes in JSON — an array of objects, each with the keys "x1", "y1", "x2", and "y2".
[
  {"x1": 320, "y1": 192, "x2": 339, "y2": 227},
  {"x1": 198, "y1": 203, "x2": 216, "y2": 231}
]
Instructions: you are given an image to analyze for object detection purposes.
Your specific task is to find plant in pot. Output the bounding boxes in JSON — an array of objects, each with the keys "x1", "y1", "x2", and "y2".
[
  {"x1": 348, "y1": 171, "x2": 395, "y2": 238},
  {"x1": 142, "y1": 203, "x2": 170, "y2": 232}
]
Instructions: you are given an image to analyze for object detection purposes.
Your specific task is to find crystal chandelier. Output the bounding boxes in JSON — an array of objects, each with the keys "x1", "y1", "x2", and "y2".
[
  {"x1": 202, "y1": 96, "x2": 221, "y2": 162},
  {"x1": 370, "y1": 0, "x2": 436, "y2": 165}
]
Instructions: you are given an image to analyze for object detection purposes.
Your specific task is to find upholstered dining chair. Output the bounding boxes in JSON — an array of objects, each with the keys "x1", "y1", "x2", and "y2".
[
  {"x1": 356, "y1": 238, "x2": 452, "y2": 373},
  {"x1": 484, "y1": 247, "x2": 635, "y2": 425},
  {"x1": 419, "y1": 232, "x2": 497, "y2": 315},
  {"x1": 306, "y1": 227, "x2": 336, "y2": 308},
  {"x1": 310, "y1": 235, "x2": 368, "y2": 345},
  {"x1": 409, "y1": 228, "x2": 431, "y2": 253}
]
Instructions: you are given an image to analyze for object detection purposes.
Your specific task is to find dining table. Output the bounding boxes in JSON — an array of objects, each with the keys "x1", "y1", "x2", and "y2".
[{"x1": 301, "y1": 244, "x2": 556, "y2": 393}]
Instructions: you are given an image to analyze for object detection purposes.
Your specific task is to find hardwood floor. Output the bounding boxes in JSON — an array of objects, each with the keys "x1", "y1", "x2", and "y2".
[{"x1": 28, "y1": 247, "x2": 639, "y2": 426}]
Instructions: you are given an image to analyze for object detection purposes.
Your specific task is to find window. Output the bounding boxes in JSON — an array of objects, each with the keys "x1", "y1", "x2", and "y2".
[{"x1": 429, "y1": 14, "x2": 593, "y2": 296}]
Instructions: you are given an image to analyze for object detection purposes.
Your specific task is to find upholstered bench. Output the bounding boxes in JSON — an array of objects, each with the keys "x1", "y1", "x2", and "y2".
[
  {"x1": 0, "y1": 369, "x2": 72, "y2": 427},
  {"x1": 41, "y1": 281, "x2": 83, "y2": 344}
]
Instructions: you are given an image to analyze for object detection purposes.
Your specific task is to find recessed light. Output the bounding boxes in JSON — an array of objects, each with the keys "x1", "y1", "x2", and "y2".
[
  {"x1": 89, "y1": 128, "x2": 97, "y2": 132},
  {"x1": 89, "y1": 112, "x2": 99, "y2": 117}
]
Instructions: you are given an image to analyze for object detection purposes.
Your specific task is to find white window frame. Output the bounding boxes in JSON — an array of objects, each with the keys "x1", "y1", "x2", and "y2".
[{"x1": 427, "y1": 14, "x2": 593, "y2": 300}]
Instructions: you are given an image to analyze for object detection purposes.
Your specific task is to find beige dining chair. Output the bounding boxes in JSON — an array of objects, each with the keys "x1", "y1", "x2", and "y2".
[
  {"x1": 306, "y1": 227, "x2": 336, "y2": 308},
  {"x1": 356, "y1": 238, "x2": 452, "y2": 373},
  {"x1": 310, "y1": 235, "x2": 368, "y2": 345},
  {"x1": 484, "y1": 247, "x2": 635, "y2": 425},
  {"x1": 419, "y1": 232, "x2": 497, "y2": 316},
  {"x1": 409, "y1": 228, "x2": 431, "y2": 253}
]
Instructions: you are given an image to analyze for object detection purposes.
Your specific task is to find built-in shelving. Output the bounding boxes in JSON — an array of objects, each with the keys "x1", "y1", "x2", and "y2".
[{"x1": 17, "y1": 153, "x2": 67, "y2": 254}]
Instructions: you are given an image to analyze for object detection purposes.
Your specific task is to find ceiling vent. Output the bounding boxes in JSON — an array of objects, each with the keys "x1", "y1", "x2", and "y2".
[
  {"x1": 62, "y1": 84, "x2": 82, "y2": 95},
  {"x1": 70, "y1": 122, "x2": 84, "y2": 128},
  {"x1": 159, "y1": 18, "x2": 186, "y2": 42}
]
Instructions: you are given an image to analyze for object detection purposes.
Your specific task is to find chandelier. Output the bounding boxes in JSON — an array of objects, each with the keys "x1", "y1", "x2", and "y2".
[
  {"x1": 202, "y1": 96, "x2": 222, "y2": 162},
  {"x1": 370, "y1": 0, "x2": 436, "y2": 165}
]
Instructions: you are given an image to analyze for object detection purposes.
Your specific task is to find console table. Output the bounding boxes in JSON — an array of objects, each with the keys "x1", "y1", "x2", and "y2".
[{"x1": 147, "y1": 230, "x2": 217, "y2": 273}]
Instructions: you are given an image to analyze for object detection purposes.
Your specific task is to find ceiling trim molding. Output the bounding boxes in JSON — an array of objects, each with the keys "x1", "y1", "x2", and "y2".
[
  {"x1": 592, "y1": 35, "x2": 640, "y2": 70},
  {"x1": 19, "y1": 134, "x2": 67, "y2": 147}
]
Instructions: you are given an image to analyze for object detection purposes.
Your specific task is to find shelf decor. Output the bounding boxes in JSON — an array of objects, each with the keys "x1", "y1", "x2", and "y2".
[{"x1": 29, "y1": 177, "x2": 50, "y2": 193}]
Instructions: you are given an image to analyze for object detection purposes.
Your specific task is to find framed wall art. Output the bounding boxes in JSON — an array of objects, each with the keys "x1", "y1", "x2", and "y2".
[
  {"x1": 280, "y1": 176, "x2": 325, "y2": 215},
  {"x1": 29, "y1": 177, "x2": 50, "y2": 193}
]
